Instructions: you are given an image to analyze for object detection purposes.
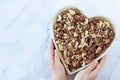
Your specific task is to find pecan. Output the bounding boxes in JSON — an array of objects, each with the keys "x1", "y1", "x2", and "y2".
[
  {"x1": 74, "y1": 15, "x2": 80, "y2": 20},
  {"x1": 89, "y1": 53, "x2": 95, "y2": 59}
]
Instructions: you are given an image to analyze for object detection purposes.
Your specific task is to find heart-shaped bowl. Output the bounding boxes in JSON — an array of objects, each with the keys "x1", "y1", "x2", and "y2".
[{"x1": 52, "y1": 7, "x2": 115, "y2": 75}]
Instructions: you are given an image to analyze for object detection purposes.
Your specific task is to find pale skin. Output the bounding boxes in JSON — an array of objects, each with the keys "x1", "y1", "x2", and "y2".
[{"x1": 49, "y1": 39, "x2": 106, "y2": 80}]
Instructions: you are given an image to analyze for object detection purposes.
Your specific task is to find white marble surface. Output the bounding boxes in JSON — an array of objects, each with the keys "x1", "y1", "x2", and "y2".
[{"x1": 0, "y1": 0, "x2": 120, "y2": 80}]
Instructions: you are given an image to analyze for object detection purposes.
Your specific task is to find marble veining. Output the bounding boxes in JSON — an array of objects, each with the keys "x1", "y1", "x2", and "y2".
[{"x1": 0, "y1": 0, "x2": 120, "y2": 80}]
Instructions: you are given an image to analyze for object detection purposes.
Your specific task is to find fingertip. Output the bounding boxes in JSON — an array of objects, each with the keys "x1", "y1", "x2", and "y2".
[
  {"x1": 99, "y1": 55, "x2": 107, "y2": 64},
  {"x1": 87, "y1": 56, "x2": 107, "y2": 75},
  {"x1": 86, "y1": 61, "x2": 98, "y2": 72},
  {"x1": 93, "y1": 55, "x2": 107, "y2": 73},
  {"x1": 90, "y1": 61, "x2": 98, "y2": 67},
  {"x1": 93, "y1": 61, "x2": 98, "y2": 64},
  {"x1": 91, "y1": 61, "x2": 98, "y2": 67},
  {"x1": 102, "y1": 55, "x2": 107, "y2": 60}
]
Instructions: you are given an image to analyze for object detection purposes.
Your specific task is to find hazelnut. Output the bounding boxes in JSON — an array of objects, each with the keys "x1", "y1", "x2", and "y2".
[
  {"x1": 79, "y1": 15, "x2": 85, "y2": 22},
  {"x1": 76, "y1": 50, "x2": 81, "y2": 54},
  {"x1": 74, "y1": 15, "x2": 80, "y2": 20}
]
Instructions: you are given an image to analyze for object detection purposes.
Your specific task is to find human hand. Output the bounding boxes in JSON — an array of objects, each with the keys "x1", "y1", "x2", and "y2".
[
  {"x1": 49, "y1": 39, "x2": 66, "y2": 80},
  {"x1": 74, "y1": 55, "x2": 106, "y2": 80}
]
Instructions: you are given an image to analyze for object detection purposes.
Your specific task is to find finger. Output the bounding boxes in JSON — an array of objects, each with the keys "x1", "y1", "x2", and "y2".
[
  {"x1": 49, "y1": 39, "x2": 55, "y2": 66},
  {"x1": 85, "y1": 61, "x2": 98, "y2": 72},
  {"x1": 90, "y1": 55, "x2": 106, "y2": 75},
  {"x1": 55, "y1": 50, "x2": 60, "y2": 64}
]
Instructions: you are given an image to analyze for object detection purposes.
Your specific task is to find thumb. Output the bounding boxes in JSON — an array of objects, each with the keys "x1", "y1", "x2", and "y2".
[{"x1": 85, "y1": 61, "x2": 98, "y2": 72}]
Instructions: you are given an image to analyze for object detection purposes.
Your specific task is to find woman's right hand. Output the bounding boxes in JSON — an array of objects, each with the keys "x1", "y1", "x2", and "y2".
[{"x1": 74, "y1": 55, "x2": 106, "y2": 80}]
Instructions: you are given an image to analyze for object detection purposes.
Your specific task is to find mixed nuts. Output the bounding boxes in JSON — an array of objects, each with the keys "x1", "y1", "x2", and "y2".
[{"x1": 53, "y1": 8, "x2": 115, "y2": 72}]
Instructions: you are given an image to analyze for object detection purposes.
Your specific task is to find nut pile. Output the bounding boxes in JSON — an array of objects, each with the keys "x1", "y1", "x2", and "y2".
[{"x1": 53, "y1": 8, "x2": 115, "y2": 72}]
